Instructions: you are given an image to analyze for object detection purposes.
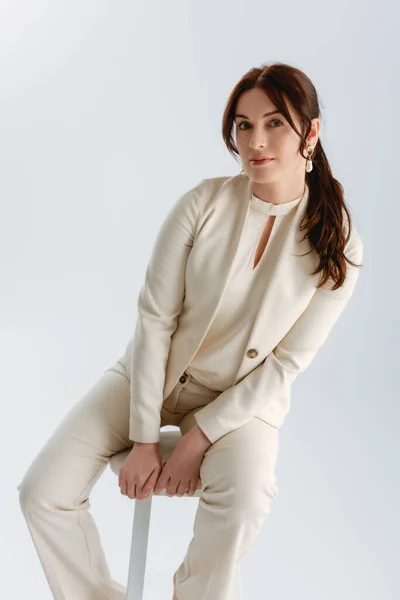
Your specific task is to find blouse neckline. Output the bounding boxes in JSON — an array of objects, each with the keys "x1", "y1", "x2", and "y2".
[{"x1": 250, "y1": 186, "x2": 307, "y2": 217}]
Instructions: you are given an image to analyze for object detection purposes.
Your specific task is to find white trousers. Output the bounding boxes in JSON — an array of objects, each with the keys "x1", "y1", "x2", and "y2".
[{"x1": 17, "y1": 354, "x2": 280, "y2": 600}]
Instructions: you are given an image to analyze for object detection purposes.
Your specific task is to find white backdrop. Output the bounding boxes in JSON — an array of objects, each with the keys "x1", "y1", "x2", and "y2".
[{"x1": 1, "y1": 1, "x2": 398, "y2": 599}]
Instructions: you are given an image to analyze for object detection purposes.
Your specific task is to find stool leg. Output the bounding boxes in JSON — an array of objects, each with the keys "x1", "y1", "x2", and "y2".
[{"x1": 126, "y1": 494, "x2": 153, "y2": 600}]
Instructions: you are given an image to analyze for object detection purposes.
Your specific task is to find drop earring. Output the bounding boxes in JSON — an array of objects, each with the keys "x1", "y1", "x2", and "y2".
[
  {"x1": 305, "y1": 145, "x2": 314, "y2": 173},
  {"x1": 240, "y1": 165, "x2": 247, "y2": 177}
]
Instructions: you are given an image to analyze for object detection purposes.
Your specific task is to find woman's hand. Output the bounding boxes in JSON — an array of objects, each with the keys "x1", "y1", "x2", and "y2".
[
  {"x1": 118, "y1": 442, "x2": 163, "y2": 500},
  {"x1": 153, "y1": 425, "x2": 212, "y2": 497}
]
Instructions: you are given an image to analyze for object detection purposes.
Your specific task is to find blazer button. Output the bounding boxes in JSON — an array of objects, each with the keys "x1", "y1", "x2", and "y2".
[
  {"x1": 179, "y1": 374, "x2": 187, "y2": 383},
  {"x1": 246, "y1": 348, "x2": 258, "y2": 358}
]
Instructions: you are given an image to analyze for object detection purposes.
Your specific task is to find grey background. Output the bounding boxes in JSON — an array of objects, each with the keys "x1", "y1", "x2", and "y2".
[{"x1": 1, "y1": 1, "x2": 398, "y2": 598}]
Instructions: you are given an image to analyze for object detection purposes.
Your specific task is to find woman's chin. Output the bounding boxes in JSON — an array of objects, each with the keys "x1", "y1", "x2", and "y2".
[{"x1": 250, "y1": 171, "x2": 277, "y2": 183}]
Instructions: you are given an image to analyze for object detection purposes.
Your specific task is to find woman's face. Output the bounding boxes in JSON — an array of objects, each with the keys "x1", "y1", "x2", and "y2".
[{"x1": 234, "y1": 88, "x2": 318, "y2": 184}]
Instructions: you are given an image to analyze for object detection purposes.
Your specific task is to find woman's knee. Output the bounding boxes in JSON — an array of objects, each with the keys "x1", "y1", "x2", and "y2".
[
  {"x1": 221, "y1": 469, "x2": 279, "y2": 524},
  {"x1": 18, "y1": 454, "x2": 107, "y2": 517},
  {"x1": 17, "y1": 462, "x2": 48, "y2": 516},
  {"x1": 17, "y1": 433, "x2": 109, "y2": 515},
  {"x1": 200, "y1": 418, "x2": 280, "y2": 517}
]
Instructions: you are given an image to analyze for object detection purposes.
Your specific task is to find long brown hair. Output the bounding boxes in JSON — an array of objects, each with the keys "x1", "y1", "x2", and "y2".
[{"x1": 221, "y1": 62, "x2": 363, "y2": 291}]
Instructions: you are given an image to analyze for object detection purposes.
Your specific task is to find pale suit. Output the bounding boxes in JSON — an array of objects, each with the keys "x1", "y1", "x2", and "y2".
[{"x1": 17, "y1": 174, "x2": 363, "y2": 600}]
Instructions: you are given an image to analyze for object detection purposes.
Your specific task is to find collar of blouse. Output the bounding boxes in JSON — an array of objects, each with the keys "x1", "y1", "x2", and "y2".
[{"x1": 250, "y1": 187, "x2": 306, "y2": 217}]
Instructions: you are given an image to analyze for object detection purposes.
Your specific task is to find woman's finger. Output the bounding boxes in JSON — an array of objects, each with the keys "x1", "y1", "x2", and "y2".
[
  {"x1": 119, "y1": 477, "x2": 128, "y2": 496},
  {"x1": 154, "y1": 465, "x2": 169, "y2": 494},
  {"x1": 187, "y1": 478, "x2": 198, "y2": 496},
  {"x1": 142, "y1": 468, "x2": 161, "y2": 497},
  {"x1": 176, "y1": 480, "x2": 188, "y2": 497},
  {"x1": 165, "y1": 478, "x2": 178, "y2": 497}
]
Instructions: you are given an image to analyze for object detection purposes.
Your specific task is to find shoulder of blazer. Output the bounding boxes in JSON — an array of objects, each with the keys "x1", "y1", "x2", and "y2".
[
  {"x1": 194, "y1": 173, "x2": 248, "y2": 218},
  {"x1": 176, "y1": 174, "x2": 233, "y2": 212},
  {"x1": 198, "y1": 173, "x2": 243, "y2": 206},
  {"x1": 178, "y1": 174, "x2": 243, "y2": 236}
]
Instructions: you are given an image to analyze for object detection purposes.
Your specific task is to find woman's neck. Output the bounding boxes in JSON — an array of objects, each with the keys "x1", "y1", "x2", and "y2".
[{"x1": 251, "y1": 179, "x2": 306, "y2": 205}]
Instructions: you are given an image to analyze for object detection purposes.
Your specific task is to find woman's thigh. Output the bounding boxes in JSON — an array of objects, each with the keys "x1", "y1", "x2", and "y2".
[
  {"x1": 18, "y1": 371, "x2": 133, "y2": 506},
  {"x1": 182, "y1": 412, "x2": 280, "y2": 509}
]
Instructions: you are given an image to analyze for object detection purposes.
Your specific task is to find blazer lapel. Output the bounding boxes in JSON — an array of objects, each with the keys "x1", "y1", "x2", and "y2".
[
  {"x1": 191, "y1": 175, "x2": 253, "y2": 326},
  {"x1": 163, "y1": 174, "x2": 252, "y2": 399}
]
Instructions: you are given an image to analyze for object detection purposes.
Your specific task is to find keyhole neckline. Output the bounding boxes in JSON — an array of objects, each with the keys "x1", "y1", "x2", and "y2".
[{"x1": 250, "y1": 189, "x2": 305, "y2": 217}]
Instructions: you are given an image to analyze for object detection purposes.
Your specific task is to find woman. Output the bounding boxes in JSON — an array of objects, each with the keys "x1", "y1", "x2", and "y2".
[{"x1": 17, "y1": 62, "x2": 363, "y2": 600}]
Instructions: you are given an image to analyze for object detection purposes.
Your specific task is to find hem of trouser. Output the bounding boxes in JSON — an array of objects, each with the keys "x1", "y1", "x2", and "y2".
[{"x1": 22, "y1": 517, "x2": 67, "y2": 600}]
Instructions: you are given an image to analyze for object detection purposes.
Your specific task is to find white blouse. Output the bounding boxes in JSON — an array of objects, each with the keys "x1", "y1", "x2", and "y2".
[{"x1": 186, "y1": 187, "x2": 306, "y2": 391}]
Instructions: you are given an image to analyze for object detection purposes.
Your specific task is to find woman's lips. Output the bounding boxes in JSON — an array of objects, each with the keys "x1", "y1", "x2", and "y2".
[{"x1": 250, "y1": 158, "x2": 274, "y2": 166}]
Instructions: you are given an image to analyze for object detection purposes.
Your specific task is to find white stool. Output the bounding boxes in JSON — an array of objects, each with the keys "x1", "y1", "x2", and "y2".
[{"x1": 109, "y1": 429, "x2": 243, "y2": 600}]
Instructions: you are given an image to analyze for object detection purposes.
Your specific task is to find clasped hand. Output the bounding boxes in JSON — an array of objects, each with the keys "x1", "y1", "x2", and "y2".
[{"x1": 154, "y1": 425, "x2": 212, "y2": 497}]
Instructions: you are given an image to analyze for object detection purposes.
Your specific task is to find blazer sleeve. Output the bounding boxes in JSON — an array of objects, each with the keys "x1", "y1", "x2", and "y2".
[
  {"x1": 194, "y1": 225, "x2": 364, "y2": 444},
  {"x1": 129, "y1": 178, "x2": 208, "y2": 443}
]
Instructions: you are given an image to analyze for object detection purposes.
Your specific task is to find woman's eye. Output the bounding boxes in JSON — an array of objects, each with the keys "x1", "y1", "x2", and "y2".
[{"x1": 237, "y1": 119, "x2": 283, "y2": 130}]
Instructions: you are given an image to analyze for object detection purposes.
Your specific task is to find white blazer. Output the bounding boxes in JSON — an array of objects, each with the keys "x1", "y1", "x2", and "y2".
[{"x1": 127, "y1": 174, "x2": 363, "y2": 444}]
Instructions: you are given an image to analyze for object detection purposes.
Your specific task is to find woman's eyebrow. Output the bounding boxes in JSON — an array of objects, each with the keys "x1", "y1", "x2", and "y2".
[{"x1": 234, "y1": 110, "x2": 282, "y2": 120}]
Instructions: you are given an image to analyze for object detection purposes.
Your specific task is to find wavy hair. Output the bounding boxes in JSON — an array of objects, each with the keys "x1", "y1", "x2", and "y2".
[{"x1": 221, "y1": 62, "x2": 363, "y2": 291}]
